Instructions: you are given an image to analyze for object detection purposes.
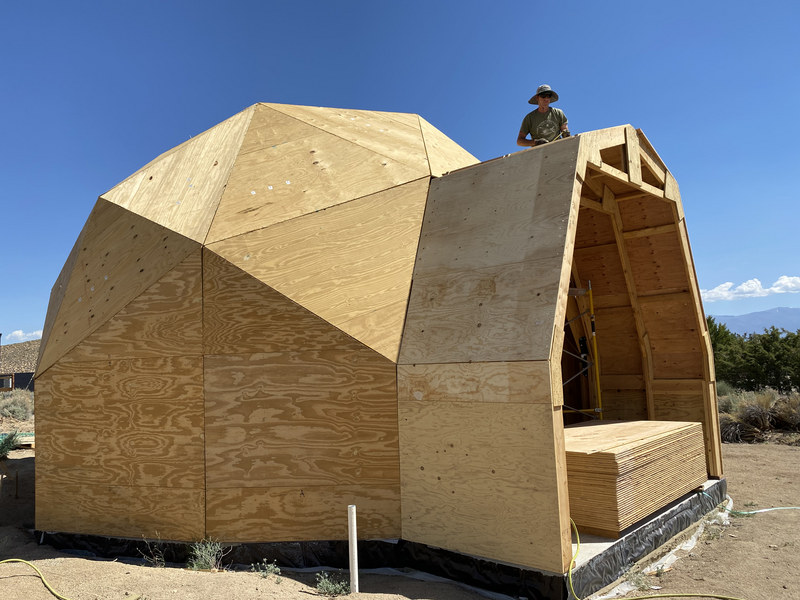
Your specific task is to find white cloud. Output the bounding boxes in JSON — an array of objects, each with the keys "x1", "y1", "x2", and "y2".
[
  {"x1": 701, "y1": 276, "x2": 800, "y2": 302},
  {"x1": 4, "y1": 330, "x2": 43, "y2": 343}
]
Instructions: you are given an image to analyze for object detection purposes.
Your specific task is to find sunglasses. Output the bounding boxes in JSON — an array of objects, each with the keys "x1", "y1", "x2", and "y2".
[{"x1": 539, "y1": 93, "x2": 553, "y2": 99}]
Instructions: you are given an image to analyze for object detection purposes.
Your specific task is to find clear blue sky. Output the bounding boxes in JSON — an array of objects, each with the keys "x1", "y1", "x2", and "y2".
[{"x1": 2, "y1": 0, "x2": 798, "y2": 344}]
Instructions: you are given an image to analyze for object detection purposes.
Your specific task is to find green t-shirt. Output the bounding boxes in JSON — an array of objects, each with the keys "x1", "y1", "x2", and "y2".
[{"x1": 520, "y1": 108, "x2": 568, "y2": 142}]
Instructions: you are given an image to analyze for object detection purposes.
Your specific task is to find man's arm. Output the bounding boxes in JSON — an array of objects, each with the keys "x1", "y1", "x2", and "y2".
[{"x1": 517, "y1": 132, "x2": 547, "y2": 147}]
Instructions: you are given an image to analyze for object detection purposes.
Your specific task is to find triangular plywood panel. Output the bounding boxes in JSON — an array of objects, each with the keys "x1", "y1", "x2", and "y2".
[
  {"x1": 207, "y1": 177, "x2": 430, "y2": 361},
  {"x1": 37, "y1": 230, "x2": 86, "y2": 374},
  {"x1": 267, "y1": 103, "x2": 431, "y2": 173},
  {"x1": 59, "y1": 249, "x2": 203, "y2": 363},
  {"x1": 206, "y1": 110, "x2": 427, "y2": 244},
  {"x1": 102, "y1": 107, "x2": 254, "y2": 243},
  {"x1": 37, "y1": 199, "x2": 200, "y2": 375},
  {"x1": 203, "y1": 249, "x2": 368, "y2": 355},
  {"x1": 419, "y1": 116, "x2": 480, "y2": 177}
]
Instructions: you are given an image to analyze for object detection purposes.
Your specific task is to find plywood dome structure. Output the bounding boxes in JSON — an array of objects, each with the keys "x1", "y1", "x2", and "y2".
[{"x1": 35, "y1": 104, "x2": 722, "y2": 576}]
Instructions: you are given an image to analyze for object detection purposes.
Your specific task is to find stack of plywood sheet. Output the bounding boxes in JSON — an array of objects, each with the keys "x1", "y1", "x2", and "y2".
[{"x1": 564, "y1": 420, "x2": 707, "y2": 538}]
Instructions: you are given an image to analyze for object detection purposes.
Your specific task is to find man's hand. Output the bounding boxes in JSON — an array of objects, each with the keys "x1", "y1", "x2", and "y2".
[{"x1": 534, "y1": 138, "x2": 549, "y2": 146}]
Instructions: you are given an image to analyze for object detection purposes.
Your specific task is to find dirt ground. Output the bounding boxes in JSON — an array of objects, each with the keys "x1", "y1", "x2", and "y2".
[{"x1": 1, "y1": 443, "x2": 798, "y2": 600}]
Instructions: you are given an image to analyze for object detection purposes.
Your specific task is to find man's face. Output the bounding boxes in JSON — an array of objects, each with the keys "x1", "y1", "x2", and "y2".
[{"x1": 537, "y1": 93, "x2": 553, "y2": 110}]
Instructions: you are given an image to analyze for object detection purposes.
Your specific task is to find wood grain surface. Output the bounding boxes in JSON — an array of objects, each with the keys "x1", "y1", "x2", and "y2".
[
  {"x1": 617, "y1": 196, "x2": 675, "y2": 231},
  {"x1": 37, "y1": 232, "x2": 85, "y2": 375},
  {"x1": 36, "y1": 482, "x2": 205, "y2": 540},
  {"x1": 102, "y1": 107, "x2": 253, "y2": 243},
  {"x1": 37, "y1": 200, "x2": 200, "y2": 376},
  {"x1": 203, "y1": 250, "x2": 366, "y2": 355},
  {"x1": 398, "y1": 361, "x2": 552, "y2": 404},
  {"x1": 399, "y1": 400, "x2": 568, "y2": 572},
  {"x1": 208, "y1": 178, "x2": 430, "y2": 361},
  {"x1": 60, "y1": 249, "x2": 203, "y2": 363},
  {"x1": 206, "y1": 106, "x2": 427, "y2": 244},
  {"x1": 203, "y1": 351, "x2": 399, "y2": 488},
  {"x1": 594, "y1": 306, "x2": 643, "y2": 375},
  {"x1": 206, "y1": 484, "x2": 401, "y2": 542},
  {"x1": 626, "y1": 231, "x2": 690, "y2": 294},
  {"x1": 400, "y1": 142, "x2": 580, "y2": 364},
  {"x1": 267, "y1": 103, "x2": 431, "y2": 173},
  {"x1": 35, "y1": 356, "x2": 205, "y2": 488},
  {"x1": 400, "y1": 257, "x2": 562, "y2": 364},
  {"x1": 418, "y1": 116, "x2": 479, "y2": 177}
]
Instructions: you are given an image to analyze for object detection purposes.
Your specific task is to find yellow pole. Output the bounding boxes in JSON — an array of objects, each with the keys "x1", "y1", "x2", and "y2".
[{"x1": 587, "y1": 281, "x2": 603, "y2": 420}]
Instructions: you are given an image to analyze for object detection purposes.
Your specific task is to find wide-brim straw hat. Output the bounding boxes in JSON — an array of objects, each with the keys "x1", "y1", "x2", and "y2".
[{"x1": 529, "y1": 84, "x2": 559, "y2": 104}]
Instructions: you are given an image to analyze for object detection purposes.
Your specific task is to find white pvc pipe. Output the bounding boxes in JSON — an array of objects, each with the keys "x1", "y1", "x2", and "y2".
[{"x1": 348, "y1": 504, "x2": 359, "y2": 593}]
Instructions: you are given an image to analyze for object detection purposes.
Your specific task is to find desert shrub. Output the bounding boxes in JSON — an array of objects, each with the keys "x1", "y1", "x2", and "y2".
[
  {"x1": 315, "y1": 571, "x2": 351, "y2": 596},
  {"x1": 186, "y1": 538, "x2": 228, "y2": 571},
  {"x1": 719, "y1": 413, "x2": 764, "y2": 444},
  {"x1": 139, "y1": 533, "x2": 166, "y2": 568},
  {"x1": 716, "y1": 380, "x2": 735, "y2": 399},
  {"x1": 772, "y1": 393, "x2": 800, "y2": 431},
  {"x1": 252, "y1": 559, "x2": 281, "y2": 579},
  {"x1": 0, "y1": 390, "x2": 34, "y2": 421},
  {"x1": 735, "y1": 390, "x2": 776, "y2": 430},
  {"x1": 0, "y1": 431, "x2": 20, "y2": 459}
]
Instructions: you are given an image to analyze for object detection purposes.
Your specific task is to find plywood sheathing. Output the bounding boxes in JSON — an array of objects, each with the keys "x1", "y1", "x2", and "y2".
[
  {"x1": 59, "y1": 249, "x2": 203, "y2": 363},
  {"x1": 397, "y1": 140, "x2": 581, "y2": 573},
  {"x1": 418, "y1": 116, "x2": 480, "y2": 177},
  {"x1": 36, "y1": 199, "x2": 200, "y2": 377},
  {"x1": 35, "y1": 355, "x2": 205, "y2": 539},
  {"x1": 398, "y1": 391, "x2": 568, "y2": 572},
  {"x1": 208, "y1": 178, "x2": 430, "y2": 362},
  {"x1": 205, "y1": 104, "x2": 430, "y2": 244},
  {"x1": 400, "y1": 138, "x2": 580, "y2": 364},
  {"x1": 565, "y1": 420, "x2": 707, "y2": 538},
  {"x1": 102, "y1": 107, "x2": 254, "y2": 244},
  {"x1": 37, "y1": 230, "x2": 86, "y2": 373},
  {"x1": 202, "y1": 250, "x2": 401, "y2": 542}
]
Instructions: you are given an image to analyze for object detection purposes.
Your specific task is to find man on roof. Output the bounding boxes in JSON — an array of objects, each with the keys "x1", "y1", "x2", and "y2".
[{"x1": 517, "y1": 84, "x2": 570, "y2": 147}]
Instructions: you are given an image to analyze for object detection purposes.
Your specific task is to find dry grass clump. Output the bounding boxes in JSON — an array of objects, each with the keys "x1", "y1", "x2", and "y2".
[{"x1": 717, "y1": 385, "x2": 800, "y2": 443}]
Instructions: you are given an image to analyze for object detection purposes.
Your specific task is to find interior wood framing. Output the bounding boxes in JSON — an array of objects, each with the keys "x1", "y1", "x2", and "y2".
[{"x1": 572, "y1": 126, "x2": 721, "y2": 477}]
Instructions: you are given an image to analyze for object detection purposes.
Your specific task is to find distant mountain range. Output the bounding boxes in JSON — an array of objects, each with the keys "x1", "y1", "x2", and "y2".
[{"x1": 709, "y1": 307, "x2": 800, "y2": 335}]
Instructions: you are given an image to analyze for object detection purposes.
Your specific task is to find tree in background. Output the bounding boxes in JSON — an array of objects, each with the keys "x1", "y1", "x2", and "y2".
[{"x1": 707, "y1": 316, "x2": 799, "y2": 392}]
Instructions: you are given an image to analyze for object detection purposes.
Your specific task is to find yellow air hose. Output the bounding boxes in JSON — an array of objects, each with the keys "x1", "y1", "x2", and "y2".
[{"x1": 0, "y1": 558, "x2": 142, "y2": 600}]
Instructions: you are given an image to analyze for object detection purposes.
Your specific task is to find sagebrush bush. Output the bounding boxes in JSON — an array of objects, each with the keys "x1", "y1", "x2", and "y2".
[
  {"x1": 315, "y1": 571, "x2": 350, "y2": 596},
  {"x1": 186, "y1": 538, "x2": 228, "y2": 571},
  {"x1": 0, "y1": 390, "x2": 34, "y2": 421},
  {"x1": 0, "y1": 431, "x2": 20, "y2": 459}
]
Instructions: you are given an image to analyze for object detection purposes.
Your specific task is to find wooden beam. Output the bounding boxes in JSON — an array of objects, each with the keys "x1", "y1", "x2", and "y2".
[
  {"x1": 637, "y1": 291, "x2": 692, "y2": 305},
  {"x1": 586, "y1": 161, "x2": 666, "y2": 200},
  {"x1": 580, "y1": 196, "x2": 610, "y2": 213},
  {"x1": 671, "y1": 202, "x2": 723, "y2": 477},
  {"x1": 578, "y1": 171, "x2": 605, "y2": 199},
  {"x1": 604, "y1": 185, "x2": 655, "y2": 419},
  {"x1": 574, "y1": 242, "x2": 618, "y2": 256},
  {"x1": 625, "y1": 126, "x2": 643, "y2": 187},
  {"x1": 622, "y1": 223, "x2": 677, "y2": 240},
  {"x1": 639, "y1": 148, "x2": 666, "y2": 185}
]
